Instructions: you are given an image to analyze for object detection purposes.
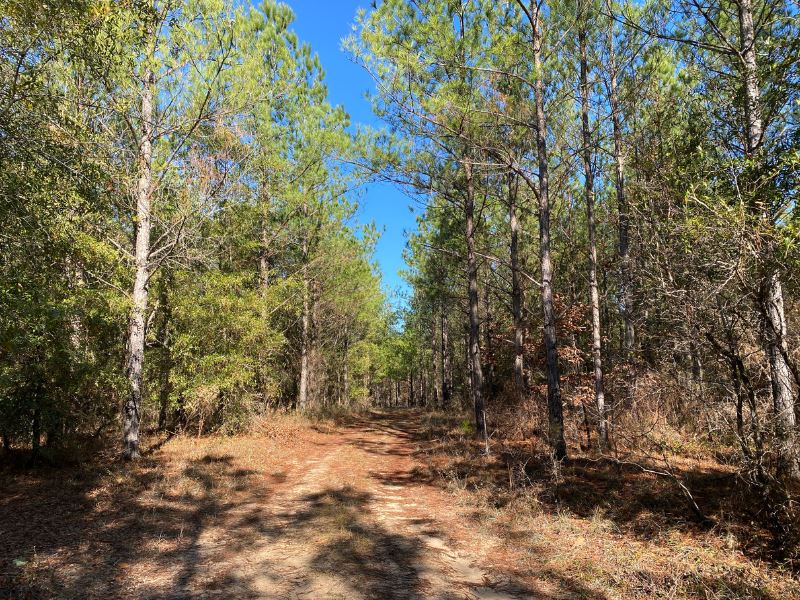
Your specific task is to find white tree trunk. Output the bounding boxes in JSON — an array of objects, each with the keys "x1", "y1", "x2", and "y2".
[
  {"x1": 737, "y1": 0, "x2": 798, "y2": 478},
  {"x1": 123, "y1": 66, "x2": 154, "y2": 460}
]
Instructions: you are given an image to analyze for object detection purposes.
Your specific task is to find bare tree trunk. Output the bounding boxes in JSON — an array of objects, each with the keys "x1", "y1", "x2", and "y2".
[
  {"x1": 531, "y1": 3, "x2": 566, "y2": 460},
  {"x1": 431, "y1": 312, "x2": 440, "y2": 408},
  {"x1": 607, "y1": 18, "x2": 634, "y2": 357},
  {"x1": 441, "y1": 310, "x2": 451, "y2": 407},
  {"x1": 298, "y1": 206, "x2": 311, "y2": 411},
  {"x1": 259, "y1": 214, "x2": 270, "y2": 293},
  {"x1": 123, "y1": 64, "x2": 154, "y2": 461},
  {"x1": 421, "y1": 367, "x2": 427, "y2": 407},
  {"x1": 764, "y1": 273, "x2": 797, "y2": 477},
  {"x1": 464, "y1": 160, "x2": 487, "y2": 440},
  {"x1": 483, "y1": 283, "x2": 496, "y2": 396},
  {"x1": 409, "y1": 371, "x2": 415, "y2": 407},
  {"x1": 579, "y1": 4, "x2": 608, "y2": 450},
  {"x1": 737, "y1": 0, "x2": 798, "y2": 479},
  {"x1": 157, "y1": 275, "x2": 172, "y2": 432},
  {"x1": 343, "y1": 334, "x2": 349, "y2": 406},
  {"x1": 509, "y1": 174, "x2": 526, "y2": 397},
  {"x1": 31, "y1": 408, "x2": 41, "y2": 464}
]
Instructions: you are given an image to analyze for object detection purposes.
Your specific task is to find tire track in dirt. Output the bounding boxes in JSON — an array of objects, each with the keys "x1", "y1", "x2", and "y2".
[
  {"x1": 226, "y1": 413, "x2": 525, "y2": 599},
  {"x1": 161, "y1": 412, "x2": 528, "y2": 599}
]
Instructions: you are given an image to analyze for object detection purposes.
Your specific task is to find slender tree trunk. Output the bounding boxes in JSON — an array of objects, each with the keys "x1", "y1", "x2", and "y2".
[
  {"x1": 421, "y1": 367, "x2": 427, "y2": 407},
  {"x1": 157, "y1": 277, "x2": 172, "y2": 432},
  {"x1": 441, "y1": 310, "x2": 451, "y2": 407},
  {"x1": 607, "y1": 19, "x2": 634, "y2": 357},
  {"x1": 343, "y1": 334, "x2": 349, "y2": 405},
  {"x1": 31, "y1": 408, "x2": 41, "y2": 464},
  {"x1": 483, "y1": 283, "x2": 495, "y2": 396},
  {"x1": 259, "y1": 213, "x2": 270, "y2": 292},
  {"x1": 123, "y1": 65, "x2": 155, "y2": 461},
  {"x1": 579, "y1": 5, "x2": 608, "y2": 450},
  {"x1": 509, "y1": 174, "x2": 526, "y2": 397},
  {"x1": 409, "y1": 371, "x2": 415, "y2": 407},
  {"x1": 431, "y1": 312, "x2": 440, "y2": 408},
  {"x1": 298, "y1": 202, "x2": 311, "y2": 411},
  {"x1": 737, "y1": 0, "x2": 798, "y2": 479},
  {"x1": 764, "y1": 273, "x2": 797, "y2": 477},
  {"x1": 531, "y1": 4, "x2": 566, "y2": 460},
  {"x1": 464, "y1": 160, "x2": 487, "y2": 439}
]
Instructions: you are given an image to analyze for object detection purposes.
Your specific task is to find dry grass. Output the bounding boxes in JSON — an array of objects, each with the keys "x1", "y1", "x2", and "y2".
[
  {"x1": 2, "y1": 409, "x2": 798, "y2": 599},
  {"x1": 410, "y1": 411, "x2": 800, "y2": 599},
  {"x1": 0, "y1": 412, "x2": 324, "y2": 599}
]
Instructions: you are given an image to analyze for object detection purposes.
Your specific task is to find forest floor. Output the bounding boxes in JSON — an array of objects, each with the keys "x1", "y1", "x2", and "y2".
[{"x1": 1, "y1": 410, "x2": 799, "y2": 599}]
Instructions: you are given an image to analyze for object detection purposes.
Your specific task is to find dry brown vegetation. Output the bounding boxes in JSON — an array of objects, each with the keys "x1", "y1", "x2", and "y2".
[
  {"x1": 406, "y1": 405, "x2": 800, "y2": 599},
  {"x1": 0, "y1": 415, "x2": 322, "y2": 599},
  {"x1": 2, "y1": 409, "x2": 799, "y2": 599}
]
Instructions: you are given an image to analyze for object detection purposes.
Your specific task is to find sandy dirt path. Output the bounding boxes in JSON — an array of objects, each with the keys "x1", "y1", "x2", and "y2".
[
  {"x1": 208, "y1": 412, "x2": 528, "y2": 599},
  {"x1": 1, "y1": 411, "x2": 533, "y2": 599}
]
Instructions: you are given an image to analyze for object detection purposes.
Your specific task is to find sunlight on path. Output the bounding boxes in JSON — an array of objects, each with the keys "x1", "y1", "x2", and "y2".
[{"x1": 214, "y1": 414, "x2": 525, "y2": 599}]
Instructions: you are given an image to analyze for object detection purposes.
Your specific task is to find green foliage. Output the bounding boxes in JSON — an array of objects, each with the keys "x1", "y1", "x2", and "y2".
[{"x1": 0, "y1": 0, "x2": 395, "y2": 450}]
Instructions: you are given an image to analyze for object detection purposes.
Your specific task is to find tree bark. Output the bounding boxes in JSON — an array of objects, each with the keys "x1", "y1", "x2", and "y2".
[
  {"x1": 508, "y1": 174, "x2": 526, "y2": 397},
  {"x1": 737, "y1": 0, "x2": 798, "y2": 479},
  {"x1": 298, "y1": 204, "x2": 311, "y2": 411},
  {"x1": 579, "y1": 4, "x2": 608, "y2": 450},
  {"x1": 441, "y1": 309, "x2": 451, "y2": 407},
  {"x1": 259, "y1": 213, "x2": 270, "y2": 293},
  {"x1": 607, "y1": 18, "x2": 634, "y2": 357},
  {"x1": 464, "y1": 160, "x2": 487, "y2": 440},
  {"x1": 531, "y1": 3, "x2": 566, "y2": 460},
  {"x1": 342, "y1": 333, "x2": 349, "y2": 406},
  {"x1": 431, "y1": 311, "x2": 440, "y2": 408},
  {"x1": 157, "y1": 276, "x2": 172, "y2": 432},
  {"x1": 123, "y1": 64, "x2": 154, "y2": 461},
  {"x1": 483, "y1": 282, "x2": 496, "y2": 396},
  {"x1": 31, "y1": 408, "x2": 41, "y2": 464}
]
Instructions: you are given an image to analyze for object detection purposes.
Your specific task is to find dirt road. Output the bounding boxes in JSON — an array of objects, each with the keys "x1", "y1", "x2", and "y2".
[
  {"x1": 215, "y1": 411, "x2": 526, "y2": 599},
  {"x1": 1, "y1": 411, "x2": 532, "y2": 599}
]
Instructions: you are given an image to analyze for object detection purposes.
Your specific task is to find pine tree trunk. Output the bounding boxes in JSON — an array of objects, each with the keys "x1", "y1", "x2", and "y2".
[
  {"x1": 343, "y1": 334, "x2": 349, "y2": 406},
  {"x1": 31, "y1": 408, "x2": 41, "y2": 464},
  {"x1": 607, "y1": 19, "x2": 634, "y2": 357},
  {"x1": 259, "y1": 215, "x2": 270, "y2": 293},
  {"x1": 532, "y1": 4, "x2": 566, "y2": 460},
  {"x1": 484, "y1": 283, "x2": 495, "y2": 396},
  {"x1": 509, "y1": 174, "x2": 526, "y2": 397},
  {"x1": 441, "y1": 310, "x2": 451, "y2": 407},
  {"x1": 298, "y1": 204, "x2": 311, "y2": 411},
  {"x1": 299, "y1": 281, "x2": 310, "y2": 410},
  {"x1": 764, "y1": 273, "x2": 797, "y2": 477},
  {"x1": 737, "y1": 0, "x2": 798, "y2": 479},
  {"x1": 579, "y1": 6, "x2": 608, "y2": 450},
  {"x1": 123, "y1": 65, "x2": 154, "y2": 461},
  {"x1": 157, "y1": 279, "x2": 172, "y2": 432},
  {"x1": 431, "y1": 312, "x2": 440, "y2": 408},
  {"x1": 464, "y1": 160, "x2": 487, "y2": 439}
]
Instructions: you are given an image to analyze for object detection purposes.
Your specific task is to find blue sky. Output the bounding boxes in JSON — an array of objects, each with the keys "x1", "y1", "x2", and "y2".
[{"x1": 268, "y1": 0, "x2": 417, "y2": 308}]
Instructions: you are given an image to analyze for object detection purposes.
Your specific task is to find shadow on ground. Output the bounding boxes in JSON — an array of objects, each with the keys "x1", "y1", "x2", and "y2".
[{"x1": 1, "y1": 410, "x2": 786, "y2": 599}]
